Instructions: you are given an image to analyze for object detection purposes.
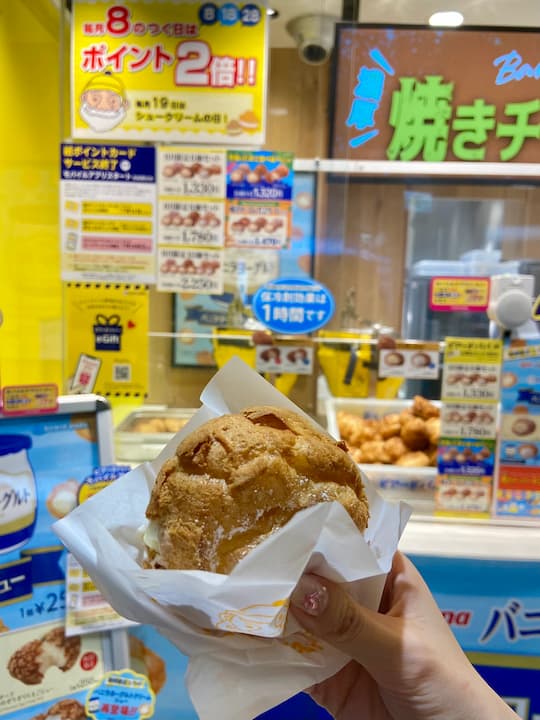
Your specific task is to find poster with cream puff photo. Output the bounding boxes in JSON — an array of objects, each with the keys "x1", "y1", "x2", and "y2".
[
  {"x1": 225, "y1": 201, "x2": 289, "y2": 249},
  {"x1": 442, "y1": 363, "x2": 501, "y2": 401},
  {"x1": 500, "y1": 440, "x2": 540, "y2": 465},
  {"x1": 157, "y1": 247, "x2": 224, "y2": 294},
  {"x1": 501, "y1": 413, "x2": 540, "y2": 442},
  {"x1": 226, "y1": 151, "x2": 293, "y2": 203},
  {"x1": 158, "y1": 200, "x2": 225, "y2": 247},
  {"x1": 158, "y1": 149, "x2": 226, "y2": 199},
  {"x1": 378, "y1": 346, "x2": 439, "y2": 379},
  {"x1": 0, "y1": 621, "x2": 104, "y2": 712},
  {"x1": 436, "y1": 478, "x2": 492, "y2": 513},
  {"x1": 441, "y1": 403, "x2": 498, "y2": 440}
]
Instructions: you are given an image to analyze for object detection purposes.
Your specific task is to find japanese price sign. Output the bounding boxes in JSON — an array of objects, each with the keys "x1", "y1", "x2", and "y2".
[
  {"x1": 1, "y1": 384, "x2": 59, "y2": 416},
  {"x1": 430, "y1": 277, "x2": 491, "y2": 313},
  {"x1": 331, "y1": 26, "x2": 540, "y2": 163},
  {"x1": 255, "y1": 344, "x2": 314, "y2": 375},
  {"x1": 64, "y1": 283, "x2": 149, "y2": 398},
  {"x1": 157, "y1": 147, "x2": 226, "y2": 293},
  {"x1": 60, "y1": 143, "x2": 156, "y2": 283},
  {"x1": 252, "y1": 278, "x2": 335, "y2": 334},
  {"x1": 378, "y1": 341, "x2": 440, "y2": 380},
  {"x1": 226, "y1": 150, "x2": 294, "y2": 250},
  {"x1": 71, "y1": 1, "x2": 268, "y2": 145},
  {"x1": 436, "y1": 337, "x2": 503, "y2": 518}
]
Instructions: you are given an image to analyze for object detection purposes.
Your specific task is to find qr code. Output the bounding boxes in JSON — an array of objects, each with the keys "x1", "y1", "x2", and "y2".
[{"x1": 113, "y1": 364, "x2": 131, "y2": 382}]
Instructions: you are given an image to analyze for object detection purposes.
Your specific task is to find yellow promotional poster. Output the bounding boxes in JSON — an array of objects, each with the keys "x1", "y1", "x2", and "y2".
[
  {"x1": 71, "y1": 0, "x2": 268, "y2": 144},
  {"x1": 64, "y1": 283, "x2": 149, "y2": 397}
]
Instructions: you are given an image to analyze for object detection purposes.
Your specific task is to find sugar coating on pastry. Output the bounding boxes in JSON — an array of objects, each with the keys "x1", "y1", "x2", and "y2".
[{"x1": 144, "y1": 405, "x2": 369, "y2": 573}]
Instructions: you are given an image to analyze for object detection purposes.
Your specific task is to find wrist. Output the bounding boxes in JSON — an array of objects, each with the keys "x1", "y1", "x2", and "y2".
[{"x1": 464, "y1": 667, "x2": 518, "y2": 720}]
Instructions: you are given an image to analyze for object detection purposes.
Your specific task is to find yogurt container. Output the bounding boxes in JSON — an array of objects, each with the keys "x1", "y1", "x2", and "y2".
[{"x1": 0, "y1": 434, "x2": 36, "y2": 554}]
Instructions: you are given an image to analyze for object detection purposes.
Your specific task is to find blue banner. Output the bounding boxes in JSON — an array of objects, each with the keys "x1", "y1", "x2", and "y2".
[
  {"x1": 411, "y1": 555, "x2": 540, "y2": 655},
  {"x1": 61, "y1": 143, "x2": 156, "y2": 183}
]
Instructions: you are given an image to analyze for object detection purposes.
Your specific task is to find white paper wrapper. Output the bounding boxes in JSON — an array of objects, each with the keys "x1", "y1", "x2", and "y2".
[{"x1": 54, "y1": 357, "x2": 410, "y2": 720}]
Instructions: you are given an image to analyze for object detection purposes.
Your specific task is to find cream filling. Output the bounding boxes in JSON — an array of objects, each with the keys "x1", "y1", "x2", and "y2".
[
  {"x1": 143, "y1": 520, "x2": 161, "y2": 553},
  {"x1": 50, "y1": 489, "x2": 77, "y2": 517},
  {"x1": 39, "y1": 642, "x2": 68, "y2": 673}
]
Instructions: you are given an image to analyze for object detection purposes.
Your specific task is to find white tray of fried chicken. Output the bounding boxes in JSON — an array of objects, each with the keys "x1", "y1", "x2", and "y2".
[{"x1": 326, "y1": 396, "x2": 440, "y2": 510}]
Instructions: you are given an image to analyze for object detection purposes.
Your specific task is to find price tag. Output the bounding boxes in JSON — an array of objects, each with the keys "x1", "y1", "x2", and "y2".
[
  {"x1": 255, "y1": 344, "x2": 314, "y2": 375},
  {"x1": 2, "y1": 384, "x2": 58, "y2": 415}
]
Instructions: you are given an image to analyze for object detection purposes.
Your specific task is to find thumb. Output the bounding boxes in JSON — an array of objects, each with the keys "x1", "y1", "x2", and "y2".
[{"x1": 290, "y1": 574, "x2": 399, "y2": 671}]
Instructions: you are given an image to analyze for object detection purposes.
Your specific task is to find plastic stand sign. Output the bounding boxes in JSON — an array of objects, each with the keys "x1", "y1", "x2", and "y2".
[
  {"x1": 86, "y1": 670, "x2": 155, "y2": 720},
  {"x1": 252, "y1": 277, "x2": 335, "y2": 335}
]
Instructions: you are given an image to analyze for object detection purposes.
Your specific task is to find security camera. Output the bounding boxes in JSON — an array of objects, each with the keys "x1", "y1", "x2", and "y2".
[
  {"x1": 488, "y1": 274, "x2": 535, "y2": 330},
  {"x1": 286, "y1": 14, "x2": 338, "y2": 66}
]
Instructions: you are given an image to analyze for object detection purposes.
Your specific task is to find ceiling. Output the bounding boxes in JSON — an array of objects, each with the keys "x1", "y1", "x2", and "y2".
[{"x1": 269, "y1": 0, "x2": 540, "y2": 47}]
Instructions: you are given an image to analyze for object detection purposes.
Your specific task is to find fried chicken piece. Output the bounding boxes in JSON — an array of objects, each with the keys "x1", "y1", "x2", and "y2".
[
  {"x1": 400, "y1": 416, "x2": 430, "y2": 451},
  {"x1": 379, "y1": 413, "x2": 402, "y2": 439},
  {"x1": 411, "y1": 396, "x2": 440, "y2": 420},
  {"x1": 337, "y1": 412, "x2": 378, "y2": 445},
  {"x1": 348, "y1": 446, "x2": 363, "y2": 464},
  {"x1": 355, "y1": 440, "x2": 391, "y2": 464},
  {"x1": 398, "y1": 409, "x2": 414, "y2": 425},
  {"x1": 383, "y1": 436, "x2": 408, "y2": 463},
  {"x1": 396, "y1": 451, "x2": 430, "y2": 468},
  {"x1": 425, "y1": 416, "x2": 441, "y2": 446}
]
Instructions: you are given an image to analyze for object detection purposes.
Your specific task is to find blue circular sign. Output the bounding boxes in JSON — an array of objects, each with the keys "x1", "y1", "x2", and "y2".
[
  {"x1": 199, "y1": 3, "x2": 219, "y2": 24},
  {"x1": 252, "y1": 277, "x2": 335, "y2": 335},
  {"x1": 241, "y1": 4, "x2": 262, "y2": 26},
  {"x1": 219, "y1": 3, "x2": 240, "y2": 25}
]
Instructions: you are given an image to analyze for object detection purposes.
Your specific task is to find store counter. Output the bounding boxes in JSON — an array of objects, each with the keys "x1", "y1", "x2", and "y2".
[
  {"x1": 399, "y1": 515, "x2": 540, "y2": 720},
  {"x1": 401, "y1": 514, "x2": 540, "y2": 561}
]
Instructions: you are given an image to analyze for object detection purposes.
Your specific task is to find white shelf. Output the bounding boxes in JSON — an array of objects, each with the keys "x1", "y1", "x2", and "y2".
[
  {"x1": 400, "y1": 515, "x2": 540, "y2": 562},
  {"x1": 293, "y1": 158, "x2": 540, "y2": 180}
]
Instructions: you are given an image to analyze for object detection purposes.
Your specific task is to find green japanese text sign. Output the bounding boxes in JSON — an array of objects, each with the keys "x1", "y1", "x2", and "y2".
[{"x1": 331, "y1": 26, "x2": 540, "y2": 163}]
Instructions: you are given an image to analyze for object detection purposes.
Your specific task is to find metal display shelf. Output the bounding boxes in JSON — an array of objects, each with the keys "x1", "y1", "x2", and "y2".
[{"x1": 400, "y1": 514, "x2": 540, "y2": 562}]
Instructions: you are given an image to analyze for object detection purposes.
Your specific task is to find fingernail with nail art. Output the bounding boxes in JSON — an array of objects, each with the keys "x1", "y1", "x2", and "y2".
[{"x1": 291, "y1": 575, "x2": 328, "y2": 616}]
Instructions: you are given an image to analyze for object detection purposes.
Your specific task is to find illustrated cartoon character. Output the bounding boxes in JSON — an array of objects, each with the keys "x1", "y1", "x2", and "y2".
[
  {"x1": 79, "y1": 70, "x2": 129, "y2": 133},
  {"x1": 216, "y1": 600, "x2": 288, "y2": 634}
]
